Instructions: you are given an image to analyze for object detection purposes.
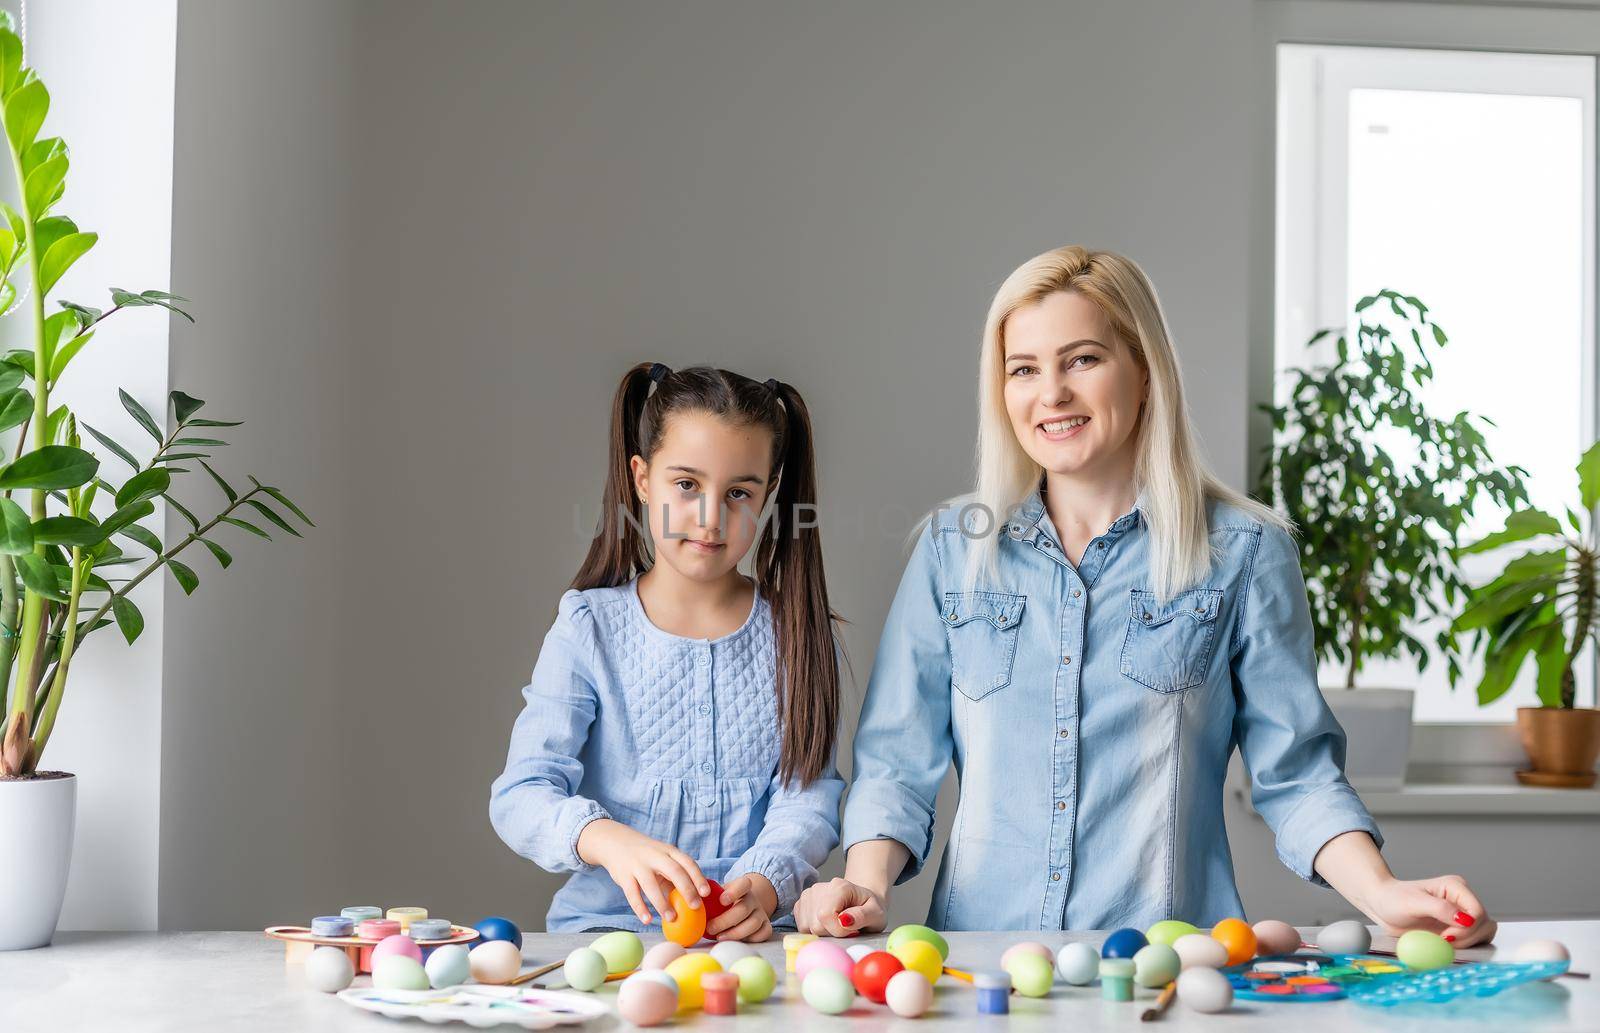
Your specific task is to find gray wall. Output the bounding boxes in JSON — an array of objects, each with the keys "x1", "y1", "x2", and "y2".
[{"x1": 160, "y1": 0, "x2": 1598, "y2": 931}]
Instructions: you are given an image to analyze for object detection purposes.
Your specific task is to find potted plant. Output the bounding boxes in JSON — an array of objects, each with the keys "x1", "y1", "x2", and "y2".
[
  {"x1": 1451, "y1": 442, "x2": 1600, "y2": 787},
  {"x1": 0, "y1": 14, "x2": 310, "y2": 950},
  {"x1": 1259, "y1": 289, "x2": 1527, "y2": 789}
]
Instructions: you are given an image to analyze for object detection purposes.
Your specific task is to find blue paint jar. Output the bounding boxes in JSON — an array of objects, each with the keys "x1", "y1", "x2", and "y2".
[{"x1": 974, "y1": 970, "x2": 1011, "y2": 1014}]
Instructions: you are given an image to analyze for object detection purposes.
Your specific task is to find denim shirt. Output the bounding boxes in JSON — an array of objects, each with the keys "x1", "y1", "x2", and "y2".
[
  {"x1": 840, "y1": 491, "x2": 1381, "y2": 931},
  {"x1": 490, "y1": 580, "x2": 844, "y2": 932}
]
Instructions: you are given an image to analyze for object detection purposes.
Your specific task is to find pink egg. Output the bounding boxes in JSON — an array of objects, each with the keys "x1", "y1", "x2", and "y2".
[
  {"x1": 1000, "y1": 941, "x2": 1054, "y2": 970},
  {"x1": 371, "y1": 933, "x2": 422, "y2": 965},
  {"x1": 641, "y1": 941, "x2": 686, "y2": 970},
  {"x1": 794, "y1": 940, "x2": 855, "y2": 982},
  {"x1": 617, "y1": 972, "x2": 678, "y2": 1027},
  {"x1": 885, "y1": 968, "x2": 933, "y2": 1017},
  {"x1": 1252, "y1": 920, "x2": 1301, "y2": 956}
]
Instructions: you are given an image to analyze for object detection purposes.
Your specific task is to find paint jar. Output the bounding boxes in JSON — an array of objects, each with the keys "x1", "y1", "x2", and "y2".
[
  {"x1": 386, "y1": 907, "x2": 428, "y2": 933},
  {"x1": 340, "y1": 906, "x2": 383, "y2": 923},
  {"x1": 974, "y1": 970, "x2": 1011, "y2": 1014},
  {"x1": 1100, "y1": 958, "x2": 1135, "y2": 1002},
  {"x1": 409, "y1": 919, "x2": 451, "y2": 941},
  {"x1": 357, "y1": 919, "x2": 402, "y2": 973},
  {"x1": 702, "y1": 971, "x2": 739, "y2": 1015},
  {"x1": 311, "y1": 916, "x2": 354, "y2": 938},
  {"x1": 784, "y1": 934, "x2": 817, "y2": 973}
]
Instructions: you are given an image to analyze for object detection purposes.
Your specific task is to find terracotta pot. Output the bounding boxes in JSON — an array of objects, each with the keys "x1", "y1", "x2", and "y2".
[{"x1": 1516, "y1": 707, "x2": 1600, "y2": 787}]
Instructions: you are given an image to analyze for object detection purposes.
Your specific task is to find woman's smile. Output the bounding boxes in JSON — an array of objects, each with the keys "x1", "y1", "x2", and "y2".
[{"x1": 1037, "y1": 414, "x2": 1091, "y2": 441}]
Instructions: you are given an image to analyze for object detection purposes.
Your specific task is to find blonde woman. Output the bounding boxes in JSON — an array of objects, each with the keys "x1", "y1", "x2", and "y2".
[{"x1": 795, "y1": 247, "x2": 1496, "y2": 943}]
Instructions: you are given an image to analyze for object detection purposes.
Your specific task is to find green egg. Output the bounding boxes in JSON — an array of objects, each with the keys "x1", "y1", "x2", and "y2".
[
  {"x1": 564, "y1": 947, "x2": 609, "y2": 991},
  {"x1": 1395, "y1": 930, "x2": 1454, "y2": 971},
  {"x1": 1132, "y1": 943, "x2": 1181, "y2": 987},
  {"x1": 1145, "y1": 920, "x2": 1199, "y2": 947},
  {"x1": 886, "y1": 923, "x2": 950, "y2": 962},
  {"x1": 731, "y1": 955, "x2": 776, "y2": 1003},
  {"x1": 590, "y1": 930, "x2": 644, "y2": 974},
  {"x1": 1006, "y1": 952, "x2": 1055, "y2": 998}
]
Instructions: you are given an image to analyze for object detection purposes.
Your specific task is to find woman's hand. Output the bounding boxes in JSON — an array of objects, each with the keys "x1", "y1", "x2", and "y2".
[
  {"x1": 1359, "y1": 874, "x2": 1497, "y2": 948},
  {"x1": 707, "y1": 874, "x2": 777, "y2": 942},
  {"x1": 576, "y1": 819, "x2": 710, "y2": 926},
  {"x1": 793, "y1": 877, "x2": 887, "y2": 938}
]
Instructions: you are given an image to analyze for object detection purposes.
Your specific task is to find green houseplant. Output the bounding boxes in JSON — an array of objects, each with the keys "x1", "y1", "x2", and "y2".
[
  {"x1": 1259, "y1": 289, "x2": 1527, "y2": 786},
  {"x1": 0, "y1": 13, "x2": 310, "y2": 949},
  {"x1": 1451, "y1": 441, "x2": 1600, "y2": 786}
]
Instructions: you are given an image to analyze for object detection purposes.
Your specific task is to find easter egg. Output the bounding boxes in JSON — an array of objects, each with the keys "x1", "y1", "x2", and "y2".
[
  {"x1": 885, "y1": 968, "x2": 933, "y2": 1017},
  {"x1": 372, "y1": 933, "x2": 423, "y2": 965},
  {"x1": 1056, "y1": 941, "x2": 1100, "y2": 985},
  {"x1": 1252, "y1": 919, "x2": 1301, "y2": 956},
  {"x1": 709, "y1": 940, "x2": 757, "y2": 968},
  {"x1": 473, "y1": 915, "x2": 522, "y2": 949},
  {"x1": 425, "y1": 944, "x2": 471, "y2": 988},
  {"x1": 1006, "y1": 952, "x2": 1055, "y2": 997},
  {"x1": 661, "y1": 888, "x2": 706, "y2": 947},
  {"x1": 305, "y1": 945, "x2": 354, "y2": 992},
  {"x1": 1000, "y1": 941, "x2": 1054, "y2": 970},
  {"x1": 591, "y1": 930, "x2": 644, "y2": 974},
  {"x1": 795, "y1": 939, "x2": 855, "y2": 981},
  {"x1": 372, "y1": 955, "x2": 430, "y2": 990},
  {"x1": 642, "y1": 941, "x2": 686, "y2": 970},
  {"x1": 1132, "y1": 943, "x2": 1181, "y2": 987},
  {"x1": 1176, "y1": 965, "x2": 1233, "y2": 1013},
  {"x1": 846, "y1": 943, "x2": 876, "y2": 962},
  {"x1": 1101, "y1": 927, "x2": 1148, "y2": 959},
  {"x1": 564, "y1": 947, "x2": 608, "y2": 991},
  {"x1": 1509, "y1": 938, "x2": 1570, "y2": 978},
  {"x1": 1396, "y1": 930, "x2": 1454, "y2": 971},
  {"x1": 802, "y1": 967, "x2": 855, "y2": 1014},
  {"x1": 1317, "y1": 920, "x2": 1372, "y2": 956},
  {"x1": 617, "y1": 971, "x2": 678, "y2": 1027},
  {"x1": 633, "y1": 969, "x2": 680, "y2": 992},
  {"x1": 851, "y1": 951, "x2": 905, "y2": 1004},
  {"x1": 702, "y1": 878, "x2": 731, "y2": 924},
  {"x1": 731, "y1": 955, "x2": 776, "y2": 1002},
  {"x1": 889, "y1": 938, "x2": 944, "y2": 984},
  {"x1": 1172, "y1": 933, "x2": 1229, "y2": 970},
  {"x1": 469, "y1": 939, "x2": 523, "y2": 984},
  {"x1": 1145, "y1": 919, "x2": 1199, "y2": 947},
  {"x1": 664, "y1": 951, "x2": 722, "y2": 1011},
  {"x1": 1211, "y1": 918, "x2": 1257, "y2": 965},
  {"x1": 887, "y1": 923, "x2": 950, "y2": 962}
]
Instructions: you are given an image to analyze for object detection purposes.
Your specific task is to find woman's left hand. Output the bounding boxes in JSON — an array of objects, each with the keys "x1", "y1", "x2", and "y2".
[
  {"x1": 1360, "y1": 873, "x2": 1497, "y2": 948},
  {"x1": 707, "y1": 874, "x2": 777, "y2": 942}
]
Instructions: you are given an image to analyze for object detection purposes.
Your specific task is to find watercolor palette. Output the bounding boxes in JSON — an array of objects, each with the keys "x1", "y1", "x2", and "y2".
[
  {"x1": 1224, "y1": 953, "x2": 1570, "y2": 1006},
  {"x1": 337, "y1": 985, "x2": 610, "y2": 1029}
]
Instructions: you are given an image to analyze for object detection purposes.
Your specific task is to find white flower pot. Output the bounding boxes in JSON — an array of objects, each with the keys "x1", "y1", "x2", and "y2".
[
  {"x1": 1321, "y1": 688, "x2": 1414, "y2": 792},
  {"x1": 0, "y1": 773, "x2": 76, "y2": 950}
]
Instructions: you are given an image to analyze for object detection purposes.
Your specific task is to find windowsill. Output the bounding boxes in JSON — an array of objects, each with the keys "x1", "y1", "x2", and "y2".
[{"x1": 1229, "y1": 754, "x2": 1600, "y2": 817}]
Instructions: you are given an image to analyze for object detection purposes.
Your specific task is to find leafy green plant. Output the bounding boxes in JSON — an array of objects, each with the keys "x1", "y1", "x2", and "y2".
[
  {"x1": 1449, "y1": 443, "x2": 1600, "y2": 709},
  {"x1": 0, "y1": 14, "x2": 309, "y2": 777},
  {"x1": 1258, "y1": 289, "x2": 1527, "y2": 689}
]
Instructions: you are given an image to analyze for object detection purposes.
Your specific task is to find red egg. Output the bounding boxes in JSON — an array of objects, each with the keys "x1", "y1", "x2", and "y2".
[
  {"x1": 703, "y1": 879, "x2": 731, "y2": 925},
  {"x1": 851, "y1": 951, "x2": 906, "y2": 1004}
]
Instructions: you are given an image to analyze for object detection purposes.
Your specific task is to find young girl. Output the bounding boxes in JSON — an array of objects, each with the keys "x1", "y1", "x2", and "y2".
[{"x1": 491, "y1": 363, "x2": 844, "y2": 939}]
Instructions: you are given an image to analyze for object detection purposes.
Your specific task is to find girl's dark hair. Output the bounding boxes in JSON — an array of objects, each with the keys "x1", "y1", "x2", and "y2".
[{"x1": 573, "y1": 363, "x2": 840, "y2": 786}]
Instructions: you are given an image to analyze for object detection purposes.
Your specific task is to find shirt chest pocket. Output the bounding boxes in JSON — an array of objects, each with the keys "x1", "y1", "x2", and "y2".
[
  {"x1": 941, "y1": 591, "x2": 1025, "y2": 702},
  {"x1": 1120, "y1": 587, "x2": 1223, "y2": 693}
]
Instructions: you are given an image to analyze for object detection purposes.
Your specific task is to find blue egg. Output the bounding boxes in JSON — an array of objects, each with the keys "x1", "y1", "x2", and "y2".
[
  {"x1": 1101, "y1": 927, "x2": 1148, "y2": 959},
  {"x1": 474, "y1": 915, "x2": 523, "y2": 949}
]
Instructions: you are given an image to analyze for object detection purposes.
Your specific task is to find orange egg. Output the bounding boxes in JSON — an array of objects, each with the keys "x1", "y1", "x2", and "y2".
[
  {"x1": 662, "y1": 888, "x2": 706, "y2": 947},
  {"x1": 1211, "y1": 917, "x2": 1257, "y2": 966}
]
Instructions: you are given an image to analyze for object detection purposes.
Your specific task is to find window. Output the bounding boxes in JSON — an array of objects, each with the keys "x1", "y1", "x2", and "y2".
[{"x1": 1276, "y1": 44, "x2": 1596, "y2": 722}]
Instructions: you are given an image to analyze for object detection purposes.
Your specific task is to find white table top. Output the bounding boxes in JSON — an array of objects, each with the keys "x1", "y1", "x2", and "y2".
[{"x1": 3, "y1": 922, "x2": 1594, "y2": 1031}]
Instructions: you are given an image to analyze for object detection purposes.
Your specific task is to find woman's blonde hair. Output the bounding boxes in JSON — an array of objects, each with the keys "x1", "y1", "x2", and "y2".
[{"x1": 965, "y1": 245, "x2": 1285, "y2": 599}]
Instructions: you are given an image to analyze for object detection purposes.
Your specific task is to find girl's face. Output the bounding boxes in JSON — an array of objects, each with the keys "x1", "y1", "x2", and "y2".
[
  {"x1": 631, "y1": 411, "x2": 775, "y2": 583},
  {"x1": 1002, "y1": 290, "x2": 1149, "y2": 479}
]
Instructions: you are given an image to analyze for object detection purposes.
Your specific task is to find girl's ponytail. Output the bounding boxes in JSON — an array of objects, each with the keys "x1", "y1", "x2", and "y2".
[
  {"x1": 572, "y1": 363, "x2": 655, "y2": 590},
  {"x1": 757, "y1": 380, "x2": 841, "y2": 787}
]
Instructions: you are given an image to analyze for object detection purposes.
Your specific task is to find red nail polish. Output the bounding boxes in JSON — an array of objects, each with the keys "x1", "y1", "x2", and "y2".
[
  {"x1": 1455, "y1": 911, "x2": 1475, "y2": 927},
  {"x1": 1444, "y1": 934, "x2": 1456, "y2": 943},
  {"x1": 839, "y1": 913, "x2": 854, "y2": 928}
]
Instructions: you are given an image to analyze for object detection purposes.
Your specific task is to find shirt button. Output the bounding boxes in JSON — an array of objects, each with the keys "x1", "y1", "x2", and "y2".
[
  {"x1": 700, "y1": 762, "x2": 712, "y2": 773},
  {"x1": 1073, "y1": 589, "x2": 1082, "y2": 598},
  {"x1": 699, "y1": 704, "x2": 711, "y2": 714},
  {"x1": 1041, "y1": 540, "x2": 1053, "y2": 549},
  {"x1": 1057, "y1": 801, "x2": 1067, "y2": 811},
  {"x1": 1058, "y1": 729, "x2": 1070, "y2": 739},
  {"x1": 1062, "y1": 656, "x2": 1071, "y2": 666},
  {"x1": 1051, "y1": 872, "x2": 1062, "y2": 882}
]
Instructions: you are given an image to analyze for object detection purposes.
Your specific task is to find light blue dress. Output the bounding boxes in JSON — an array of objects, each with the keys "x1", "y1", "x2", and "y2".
[
  {"x1": 490, "y1": 580, "x2": 844, "y2": 932},
  {"x1": 841, "y1": 491, "x2": 1381, "y2": 931}
]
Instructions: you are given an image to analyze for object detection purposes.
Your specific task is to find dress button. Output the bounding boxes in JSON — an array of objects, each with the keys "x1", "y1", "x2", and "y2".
[
  {"x1": 699, "y1": 704, "x2": 710, "y2": 715},
  {"x1": 700, "y1": 762, "x2": 712, "y2": 773},
  {"x1": 697, "y1": 654, "x2": 709, "y2": 666}
]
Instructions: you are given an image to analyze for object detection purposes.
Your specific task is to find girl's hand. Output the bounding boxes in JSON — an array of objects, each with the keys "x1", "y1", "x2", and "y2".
[
  {"x1": 1360, "y1": 873, "x2": 1497, "y2": 948},
  {"x1": 707, "y1": 874, "x2": 777, "y2": 942},
  {"x1": 793, "y1": 877, "x2": 887, "y2": 938},
  {"x1": 576, "y1": 819, "x2": 711, "y2": 925}
]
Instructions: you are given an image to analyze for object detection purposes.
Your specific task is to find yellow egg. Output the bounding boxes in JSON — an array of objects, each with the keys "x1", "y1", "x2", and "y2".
[
  {"x1": 889, "y1": 939, "x2": 943, "y2": 984},
  {"x1": 663, "y1": 951, "x2": 723, "y2": 1011}
]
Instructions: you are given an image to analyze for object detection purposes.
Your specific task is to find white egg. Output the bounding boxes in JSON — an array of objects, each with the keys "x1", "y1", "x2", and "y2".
[
  {"x1": 1509, "y1": 939, "x2": 1570, "y2": 978},
  {"x1": 1056, "y1": 941, "x2": 1100, "y2": 985},
  {"x1": 1176, "y1": 966, "x2": 1234, "y2": 1013},
  {"x1": 1317, "y1": 920, "x2": 1372, "y2": 956},
  {"x1": 425, "y1": 944, "x2": 472, "y2": 988},
  {"x1": 469, "y1": 939, "x2": 524, "y2": 984},
  {"x1": 305, "y1": 946, "x2": 354, "y2": 992},
  {"x1": 845, "y1": 943, "x2": 876, "y2": 962},
  {"x1": 710, "y1": 941, "x2": 757, "y2": 968},
  {"x1": 1172, "y1": 933, "x2": 1229, "y2": 970}
]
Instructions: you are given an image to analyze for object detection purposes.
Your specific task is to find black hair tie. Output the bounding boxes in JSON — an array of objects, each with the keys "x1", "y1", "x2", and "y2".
[
  {"x1": 649, "y1": 362, "x2": 671, "y2": 384},
  {"x1": 764, "y1": 378, "x2": 781, "y2": 394}
]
